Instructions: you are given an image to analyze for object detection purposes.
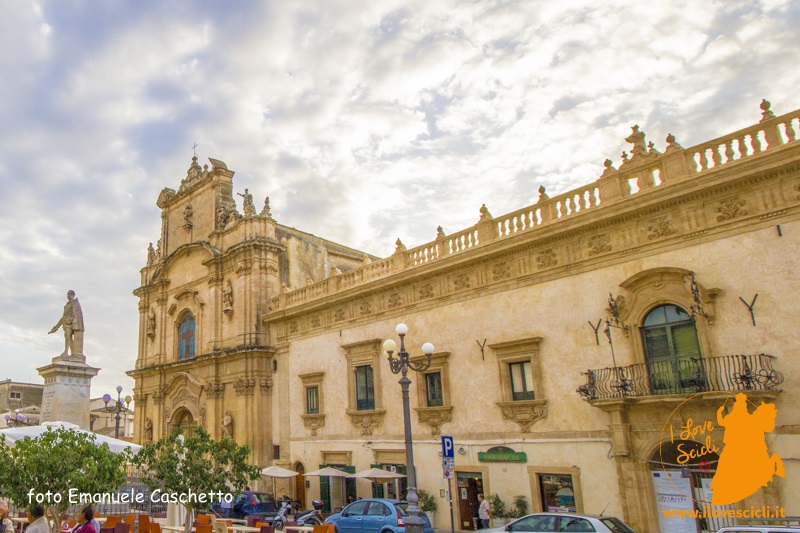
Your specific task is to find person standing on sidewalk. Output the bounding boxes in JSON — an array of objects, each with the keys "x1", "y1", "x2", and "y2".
[{"x1": 477, "y1": 494, "x2": 491, "y2": 529}]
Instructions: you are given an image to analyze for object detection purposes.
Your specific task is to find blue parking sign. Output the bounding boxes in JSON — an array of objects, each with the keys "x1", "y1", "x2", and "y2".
[{"x1": 441, "y1": 435, "x2": 454, "y2": 459}]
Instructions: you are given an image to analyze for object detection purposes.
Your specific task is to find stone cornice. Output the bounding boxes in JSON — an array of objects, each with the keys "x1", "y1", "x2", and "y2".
[{"x1": 266, "y1": 146, "x2": 800, "y2": 340}]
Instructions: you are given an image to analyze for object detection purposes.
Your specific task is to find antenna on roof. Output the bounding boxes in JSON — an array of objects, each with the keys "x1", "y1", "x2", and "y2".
[{"x1": 599, "y1": 502, "x2": 610, "y2": 516}]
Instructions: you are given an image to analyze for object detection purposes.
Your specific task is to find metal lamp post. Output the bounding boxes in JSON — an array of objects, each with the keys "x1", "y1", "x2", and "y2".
[
  {"x1": 4, "y1": 410, "x2": 27, "y2": 427},
  {"x1": 383, "y1": 323, "x2": 434, "y2": 533},
  {"x1": 102, "y1": 385, "x2": 132, "y2": 439}
]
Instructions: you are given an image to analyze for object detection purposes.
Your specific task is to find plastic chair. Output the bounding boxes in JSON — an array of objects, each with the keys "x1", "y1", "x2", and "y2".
[
  {"x1": 196, "y1": 516, "x2": 212, "y2": 526},
  {"x1": 138, "y1": 515, "x2": 151, "y2": 533},
  {"x1": 150, "y1": 524, "x2": 161, "y2": 533},
  {"x1": 196, "y1": 525, "x2": 213, "y2": 533},
  {"x1": 124, "y1": 516, "x2": 136, "y2": 528},
  {"x1": 100, "y1": 528, "x2": 115, "y2": 533},
  {"x1": 105, "y1": 518, "x2": 122, "y2": 529},
  {"x1": 312, "y1": 525, "x2": 334, "y2": 533},
  {"x1": 258, "y1": 526, "x2": 274, "y2": 533},
  {"x1": 114, "y1": 522, "x2": 132, "y2": 533}
]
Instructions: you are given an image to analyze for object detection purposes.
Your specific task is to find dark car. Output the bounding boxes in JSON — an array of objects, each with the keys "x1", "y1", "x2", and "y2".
[
  {"x1": 212, "y1": 491, "x2": 279, "y2": 519},
  {"x1": 325, "y1": 499, "x2": 434, "y2": 533}
]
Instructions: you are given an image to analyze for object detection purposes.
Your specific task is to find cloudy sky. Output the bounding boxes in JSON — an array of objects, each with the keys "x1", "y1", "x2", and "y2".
[{"x1": 1, "y1": 0, "x2": 798, "y2": 404}]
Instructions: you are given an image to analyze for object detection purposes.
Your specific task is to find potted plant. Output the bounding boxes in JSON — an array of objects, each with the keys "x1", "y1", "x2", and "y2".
[
  {"x1": 488, "y1": 493, "x2": 508, "y2": 526},
  {"x1": 417, "y1": 489, "x2": 438, "y2": 525},
  {"x1": 511, "y1": 495, "x2": 529, "y2": 519}
]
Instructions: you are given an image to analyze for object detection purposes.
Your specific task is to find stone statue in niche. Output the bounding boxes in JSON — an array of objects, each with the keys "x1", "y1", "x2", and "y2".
[
  {"x1": 222, "y1": 280, "x2": 234, "y2": 316},
  {"x1": 626, "y1": 125, "x2": 648, "y2": 157},
  {"x1": 217, "y1": 206, "x2": 229, "y2": 228},
  {"x1": 221, "y1": 411, "x2": 234, "y2": 438},
  {"x1": 156, "y1": 238, "x2": 162, "y2": 257},
  {"x1": 147, "y1": 308, "x2": 156, "y2": 338},
  {"x1": 147, "y1": 242, "x2": 156, "y2": 265},
  {"x1": 48, "y1": 290, "x2": 84, "y2": 357},
  {"x1": 144, "y1": 417, "x2": 153, "y2": 442},
  {"x1": 226, "y1": 210, "x2": 241, "y2": 228},
  {"x1": 183, "y1": 203, "x2": 193, "y2": 227},
  {"x1": 238, "y1": 188, "x2": 256, "y2": 217}
]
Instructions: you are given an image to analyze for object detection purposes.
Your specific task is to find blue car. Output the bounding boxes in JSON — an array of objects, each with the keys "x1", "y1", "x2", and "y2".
[{"x1": 325, "y1": 499, "x2": 434, "y2": 533}]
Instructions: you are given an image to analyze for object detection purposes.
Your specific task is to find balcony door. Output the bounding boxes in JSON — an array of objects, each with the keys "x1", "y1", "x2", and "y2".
[{"x1": 641, "y1": 304, "x2": 703, "y2": 394}]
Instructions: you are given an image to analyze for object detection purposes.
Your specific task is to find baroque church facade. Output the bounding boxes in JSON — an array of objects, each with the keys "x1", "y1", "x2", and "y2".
[{"x1": 130, "y1": 101, "x2": 800, "y2": 533}]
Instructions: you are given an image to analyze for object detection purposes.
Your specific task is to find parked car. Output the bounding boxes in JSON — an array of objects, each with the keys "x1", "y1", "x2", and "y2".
[
  {"x1": 211, "y1": 491, "x2": 279, "y2": 519},
  {"x1": 483, "y1": 512, "x2": 637, "y2": 533},
  {"x1": 325, "y1": 499, "x2": 434, "y2": 533}
]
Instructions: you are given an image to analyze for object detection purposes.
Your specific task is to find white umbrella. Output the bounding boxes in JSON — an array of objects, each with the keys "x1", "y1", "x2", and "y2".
[
  {"x1": 261, "y1": 465, "x2": 299, "y2": 497},
  {"x1": 304, "y1": 467, "x2": 349, "y2": 511},
  {"x1": 347, "y1": 468, "x2": 406, "y2": 483},
  {"x1": 0, "y1": 421, "x2": 142, "y2": 453}
]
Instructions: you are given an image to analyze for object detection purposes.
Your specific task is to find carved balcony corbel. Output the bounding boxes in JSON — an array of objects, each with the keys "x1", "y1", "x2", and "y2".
[
  {"x1": 414, "y1": 406, "x2": 453, "y2": 435},
  {"x1": 301, "y1": 413, "x2": 326, "y2": 436},
  {"x1": 346, "y1": 409, "x2": 386, "y2": 436},
  {"x1": 495, "y1": 399, "x2": 548, "y2": 432}
]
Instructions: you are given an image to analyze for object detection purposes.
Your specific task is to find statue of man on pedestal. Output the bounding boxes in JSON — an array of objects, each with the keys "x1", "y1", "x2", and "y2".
[{"x1": 48, "y1": 290, "x2": 84, "y2": 356}]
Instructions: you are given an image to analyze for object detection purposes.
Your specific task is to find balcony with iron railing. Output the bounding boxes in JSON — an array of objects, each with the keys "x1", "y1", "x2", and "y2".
[{"x1": 576, "y1": 353, "x2": 784, "y2": 401}]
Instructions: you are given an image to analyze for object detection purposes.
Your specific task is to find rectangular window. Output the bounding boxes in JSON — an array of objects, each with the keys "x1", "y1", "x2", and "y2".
[
  {"x1": 10, "y1": 391, "x2": 21, "y2": 400},
  {"x1": 425, "y1": 372, "x2": 443, "y2": 407},
  {"x1": 306, "y1": 386, "x2": 320, "y2": 414},
  {"x1": 510, "y1": 361, "x2": 535, "y2": 400},
  {"x1": 538, "y1": 473, "x2": 576, "y2": 512},
  {"x1": 355, "y1": 365, "x2": 375, "y2": 410}
]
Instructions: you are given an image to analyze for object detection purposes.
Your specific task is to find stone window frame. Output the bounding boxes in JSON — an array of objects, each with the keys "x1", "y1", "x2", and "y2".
[
  {"x1": 177, "y1": 310, "x2": 196, "y2": 360},
  {"x1": 526, "y1": 465, "x2": 584, "y2": 513},
  {"x1": 342, "y1": 339, "x2": 384, "y2": 412},
  {"x1": 354, "y1": 364, "x2": 376, "y2": 410},
  {"x1": 489, "y1": 337, "x2": 544, "y2": 403},
  {"x1": 616, "y1": 267, "x2": 721, "y2": 365},
  {"x1": 299, "y1": 372, "x2": 325, "y2": 415},
  {"x1": 410, "y1": 351, "x2": 451, "y2": 407}
]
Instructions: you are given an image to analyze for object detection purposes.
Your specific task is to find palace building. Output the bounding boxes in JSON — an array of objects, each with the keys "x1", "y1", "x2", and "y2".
[{"x1": 129, "y1": 101, "x2": 800, "y2": 533}]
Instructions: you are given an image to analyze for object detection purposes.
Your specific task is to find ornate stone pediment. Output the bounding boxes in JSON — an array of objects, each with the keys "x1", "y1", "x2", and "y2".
[
  {"x1": 301, "y1": 413, "x2": 326, "y2": 436},
  {"x1": 415, "y1": 406, "x2": 453, "y2": 435},
  {"x1": 496, "y1": 399, "x2": 548, "y2": 432},
  {"x1": 346, "y1": 409, "x2": 386, "y2": 436}
]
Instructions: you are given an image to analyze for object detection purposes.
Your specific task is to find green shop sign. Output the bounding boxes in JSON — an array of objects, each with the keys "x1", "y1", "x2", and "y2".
[{"x1": 478, "y1": 446, "x2": 527, "y2": 463}]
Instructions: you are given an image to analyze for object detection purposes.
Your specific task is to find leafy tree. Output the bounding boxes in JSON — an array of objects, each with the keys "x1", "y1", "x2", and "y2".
[
  {"x1": 417, "y1": 489, "x2": 438, "y2": 513},
  {"x1": 0, "y1": 427, "x2": 132, "y2": 533},
  {"x1": 133, "y1": 426, "x2": 260, "y2": 533},
  {"x1": 510, "y1": 495, "x2": 529, "y2": 518}
]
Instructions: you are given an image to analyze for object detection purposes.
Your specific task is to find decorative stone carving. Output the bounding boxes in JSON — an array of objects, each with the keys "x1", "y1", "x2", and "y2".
[
  {"x1": 310, "y1": 315, "x2": 321, "y2": 328},
  {"x1": 436, "y1": 226, "x2": 446, "y2": 239},
  {"x1": 183, "y1": 204, "x2": 193, "y2": 228},
  {"x1": 536, "y1": 249, "x2": 557, "y2": 269},
  {"x1": 454, "y1": 273, "x2": 470, "y2": 290},
  {"x1": 199, "y1": 405, "x2": 206, "y2": 427},
  {"x1": 601, "y1": 159, "x2": 618, "y2": 177},
  {"x1": 289, "y1": 321, "x2": 299, "y2": 334},
  {"x1": 222, "y1": 279, "x2": 234, "y2": 317},
  {"x1": 479, "y1": 204, "x2": 493, "y2": 221},
  {"x1": 359, "y1": 301, "x2": 372, "y2": 316},
  {"x1": 760, "y1": 99, "x2": 776, "y2": 122},
  {"x1": 646, "y1": 216, "x2": 676, "y2": 240},
  {"x1": 216, "y1": 206, "x2": 230, "y2": 228},
  {"x1": 156, "y1": 293, "x2": 168, "y2": 305},
  {"x1": 415, "y1": 406, "x2": 453, "y2": 435},
  {"x1": 496, "y1": 399, "x2": 548, "y2": 432},
  {"x1": 346, "y1": 409, "x2": 386, "y2": 436},
  {"x1": 234, "y1": 377, "x2": 256, "y2": 395},
  {"x1": 221, "y1": 410, "x2": 233, "y2": 438},
  {"x1": 260, "y1": 377, "x2": 273, "y2": 394},
  {"x1": 716, "y1": 196, "x2": 748, "y2": 222},
  {"x1": 163, "y1": 406, "x2": 171, "y2": 430},
  {"x1": 334, "y1": 309, "x2": 346, "y2": 322},
  {"x1": 152, "y1": 389, "x2": 165, "y2": 404},
  {"x1": 261, "y1": 196, "x2": 272, "y2": 218},
  {"x1": 665, "y1": 133, "x2": 684, "y2": 153},
  {"x1": 587, "y1": 234, "x2": 612, "y2": 256},
  {"x1": 388, "y1": 293, "x2": 402, "y2": 309},
  {"x1": 238, "y1": 188, "x2": 256, "y2": 217},
  {"x1": 143, "y1": 417, "x2": 153, "y2": 442},
  {"x1": 147, "y1": 243, "x2": 157, "y2": 265},
  {"x1": 492, "y1": 262, "x2": 511, "y2": 280},
  {"x1": 206, "y1": 382, "x2": 225, "y2": 399},
  {"x1": 626, "y1": 125, "x2": 648, "y2": 158},
  {"x1": 302, "y1": 413, "x2": 326, "y2": 436},
  {"x1": 235, "y1": 260, "x2": 252, "y2": 276},
  {"x1": 419, "y1": 283, "x2": 434, "y2": 299},
  {"x1": 394, "y1": 239, "x2": 407, "y2": 254},
  {"x1": 208, "y1": 273, "x2": 223, "y2": 286},
  {"x1": 537, "y1": 185, "x2": 549, "y2": 203},
  {"x1": 147, "y1": 308, "x2": 156, "y2": 339}
]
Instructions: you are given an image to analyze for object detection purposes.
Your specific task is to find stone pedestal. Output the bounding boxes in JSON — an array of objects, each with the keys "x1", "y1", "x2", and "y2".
[{"x1": 38, "y1": 354, "x2": 100, "y2": 430}]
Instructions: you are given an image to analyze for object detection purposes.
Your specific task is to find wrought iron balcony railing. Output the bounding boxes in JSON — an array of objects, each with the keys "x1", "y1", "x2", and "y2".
[{"x1": 577, "y1": 353, "x2": 783, "y2": 401}]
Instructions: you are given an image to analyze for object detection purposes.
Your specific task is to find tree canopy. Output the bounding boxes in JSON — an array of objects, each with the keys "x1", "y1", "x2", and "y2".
[{"x1": 0, "y1": 427, "x2": 132, "y2": 533}]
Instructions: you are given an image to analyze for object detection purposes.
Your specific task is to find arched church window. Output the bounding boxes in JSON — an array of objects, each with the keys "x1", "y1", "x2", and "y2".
[
  {"x1": 641, "y1": 304, "x2": 702, "y2": 393},
  {"x1": 179, "y1": 312, "x2": 196, "y2": 359}
]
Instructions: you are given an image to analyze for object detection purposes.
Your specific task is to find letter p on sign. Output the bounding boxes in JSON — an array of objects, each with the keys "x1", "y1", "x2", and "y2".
[{"x1": 442, "y1": 435, "x2": 454, "y2": 459}]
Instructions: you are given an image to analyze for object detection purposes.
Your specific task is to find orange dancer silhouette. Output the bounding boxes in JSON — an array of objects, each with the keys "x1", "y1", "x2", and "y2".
[{"x1": 711, "y1": 393, "x2": 784, "y2": 505}]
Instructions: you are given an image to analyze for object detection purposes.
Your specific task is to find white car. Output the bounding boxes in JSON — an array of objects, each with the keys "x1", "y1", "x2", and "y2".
[{"x1": 484, "y1": 513, "x2": 637, "y2": 533}]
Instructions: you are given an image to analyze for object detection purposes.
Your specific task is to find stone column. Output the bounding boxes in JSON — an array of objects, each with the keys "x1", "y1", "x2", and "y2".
[{"x1": 38, "y1": 353, "x2": 100, "y2": 430}]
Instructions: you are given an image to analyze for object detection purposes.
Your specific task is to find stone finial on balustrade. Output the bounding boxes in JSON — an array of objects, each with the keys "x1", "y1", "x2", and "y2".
[
  {"x1": 436, "y1": 226, "x2": 446, "y2": 240},
  {"x1": 479, "y1": 203, "x2": 493, "y2": 221},
  {"x1": 362, "y1": 253, "x2": 372, "y2": 264},
  {"x1": 537, "y1": 185, "x2": 549, "y2": 203},
  {"x1": 760, "y1": 99, "x2": 776, "y2": 122},
  {"x1": 600, "y1": 159, "x2": 617, "y2": 177},
  {"x1": 648, "y1": 141, "x2": 661, "y2": 156},
  {"x1": 626, "y1": 125, "x2": 648, "y2": 157},
  {"x1": 394, "y1": 238, "x2": 407, "y2": 254},
  {"x1": 621, "y1": 151, "x2": 629, "y2": 164},
  {"x1": 664, "y1": 133, "x2": 684, "y2": 153}
]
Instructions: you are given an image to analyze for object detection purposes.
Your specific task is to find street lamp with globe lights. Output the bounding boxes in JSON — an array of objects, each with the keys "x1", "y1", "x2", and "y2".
[
  {"x1": 383, "y1": 323, "x2": 434, "y2": 533},
  {"x1": 4, "y1": 410, "x2": 28, "y2": 427},
  {"x1": 102, "y1": 386, "x2": 132, "y2": 439}
]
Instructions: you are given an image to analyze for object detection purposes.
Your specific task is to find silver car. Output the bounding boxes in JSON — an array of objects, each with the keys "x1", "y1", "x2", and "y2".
[{"x1": 483, "y1": 513, "x2": 637, "y2": 533}]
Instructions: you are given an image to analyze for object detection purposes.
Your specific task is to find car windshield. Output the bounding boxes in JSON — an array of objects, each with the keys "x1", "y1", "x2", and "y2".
[
  {"x1": 393, "y1": 504, "x2": 410, "y2": 516},
  {"x1": 252, "y1": 493, "x2": 275, "y2": 503},
  {"x1": 599, "y1": 518, "x2": 636, "y2": 533}
]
